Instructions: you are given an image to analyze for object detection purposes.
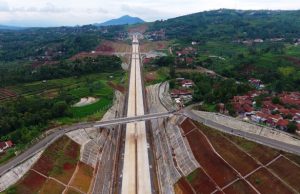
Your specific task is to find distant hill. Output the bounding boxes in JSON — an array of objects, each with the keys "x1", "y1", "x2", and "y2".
[
  {"x1": 149, "y1": 9, "x2": 300, "y2": 41},
  {"x1": 0, "y1": 25, "x2": 25, "y2": 30},
  {"x1": 95, "y1": 15, "x2": 145, "y2": 26}
]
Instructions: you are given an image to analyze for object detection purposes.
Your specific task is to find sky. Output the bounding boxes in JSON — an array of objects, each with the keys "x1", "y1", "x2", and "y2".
[{"x1": 0, "y1": 0, "x2": 300, "y2": 27}]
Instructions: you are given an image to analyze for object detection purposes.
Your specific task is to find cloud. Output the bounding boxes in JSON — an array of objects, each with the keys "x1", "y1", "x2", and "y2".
[
  {"x1": 0, "y1": 0, "x2": 9, "y2": 12},
  {"x1": 1, "y1": 0, "x2": 300, "y2": 27},
  {"x1": 39, "y1": 2, "x2": 67, "y2": 13},
  {"x1": 120, "y1": 4, "x2": 170, "y2": 20}
]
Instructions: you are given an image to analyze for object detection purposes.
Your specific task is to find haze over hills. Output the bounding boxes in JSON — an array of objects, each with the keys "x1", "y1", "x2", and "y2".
[
  {"x1": 95, "y1": 15, "x2": 145, "y2": 26},
  {"x1": 0, "y1": 25, "x2": 25, "y2": 30}
]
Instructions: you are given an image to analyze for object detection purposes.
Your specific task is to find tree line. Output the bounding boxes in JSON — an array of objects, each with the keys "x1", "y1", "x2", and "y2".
[{"x1": 0, "y1": 55, "x2": 122, "y2": 87}]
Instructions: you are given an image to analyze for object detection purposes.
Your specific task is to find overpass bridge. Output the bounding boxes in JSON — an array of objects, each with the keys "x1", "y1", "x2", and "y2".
[{"x1": 0, "y1": 111, "x2": 174, "y2": 178}]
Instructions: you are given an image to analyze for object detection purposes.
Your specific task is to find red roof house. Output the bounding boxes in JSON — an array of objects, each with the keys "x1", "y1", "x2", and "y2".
[
  {"x1": 263, "y1": 101, "x2": 277, "y2": 111},
  {"x1": 276, "y1": 119, "x2": 289, "y2": 130},
  {"x1": 181, "y1": 80, "x2": 194, "y2": 88},
  {"x1": 278, "y1": 108, "x2": 291, "y2": 116},
  {"x1": 0, "y1": 140, "x2": 13, "y2": 152}
]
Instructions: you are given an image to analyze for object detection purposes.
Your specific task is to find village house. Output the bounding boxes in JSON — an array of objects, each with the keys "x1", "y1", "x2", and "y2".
[
  {"x1": 248, "y1": 78, "x2": 264, "y2": 89},
  {"x1": 0, "y1": 140, "x2": 13, "y2": 153},
  {"x1": 279, "y1": 92, "x2": 300, "y2": 107},
  {"x1": 276, "y1": 119, "x2": 289, "y2": 131},
  {"x1": 251, "y1": 112, "x2": 268, "y2": 123},
  {"x1": 181, "y1": 80, "x2": 194, "y2": 88},
  {"x1": 232, "y1": 95, "x2": 254, "y2": 115},
  {"x1": 170, "y1": 89, "x2": 192, "y2": 98},
  {"x1": 231, "y1": 90, "x2": 300, "y2": 133}
]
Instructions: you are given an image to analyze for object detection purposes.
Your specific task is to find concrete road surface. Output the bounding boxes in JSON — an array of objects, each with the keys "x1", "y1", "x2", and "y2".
[
  {"x1": 184, "y1": 109, "x2": 300, "y2": 156},
  {"x1": 121, "y1": 35, "x2": 152, "y2": 194}
]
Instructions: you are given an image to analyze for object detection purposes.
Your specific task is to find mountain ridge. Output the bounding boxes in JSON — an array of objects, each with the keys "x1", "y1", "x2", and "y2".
[{"x1": 95, "y1": 15, "x2": 145, "y2": 26}]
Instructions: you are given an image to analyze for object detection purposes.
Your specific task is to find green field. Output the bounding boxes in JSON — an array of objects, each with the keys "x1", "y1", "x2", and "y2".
[
  {"x1": 8, "y1": 72, "x2": 123, "y2": 98},
  {"x1": 71, "y1": 98, "x2": 112, "y2": 118}
]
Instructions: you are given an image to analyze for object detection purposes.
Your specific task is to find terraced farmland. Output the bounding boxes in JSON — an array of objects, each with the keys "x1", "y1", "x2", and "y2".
[
  {"x1": 176, "y1": 118, "x2": 300, "y2": 194},
  {"x1": 4, "y1": 136, "x2": 94, "y2": 194}
]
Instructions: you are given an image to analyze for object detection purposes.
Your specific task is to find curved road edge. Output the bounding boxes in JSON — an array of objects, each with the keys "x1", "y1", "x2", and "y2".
[{"x1": 183, "y1": 109, "x2": 300, "y2": 156}]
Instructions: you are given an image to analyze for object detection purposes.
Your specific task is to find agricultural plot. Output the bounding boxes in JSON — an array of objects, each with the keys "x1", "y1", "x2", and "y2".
[
  {"x1": 7, "y1": 171, "x2": 47, "y2": 194},
  {"x1": 39, "y1": 179, "x2": 65, "y2": 194},
  {"x1": 222, "y1": 133, "x2": 280, "y2": 165},
  {"x1": 223, "y1": 180, "x2": 257, "y2": 194},
  {"x1": 70, "y1": 162, "x2": 94, "y2": 193},
  {"x1": 174, "y1": 178, "x2": 195, "y2": 194},
  {"x1": 7, "y1": 72, "x2": 122, "y2": 99},
  {"x1": 196, "y1": 123, "x2": 260, "y2": 176},
  {"x1": 0, "y1": 88, "x2": 17, "y2": 101},
  {"x1": 268, "y1": 156, "x2": 300, "y2": 192},
  {"x1": 186, "y1": 168, "x2": 217, "y2": 193},
  {"x1": 6, "y1": 136, "x2": 81, "y2": 193},
  {"x1": 66, "y1": 188, "x2": 82, "y2": 194},
  {"x1": 183, "y1": 119, "x2": 300, "y2": 194},
  {"x1": 182, "y1": 127, "x2": 238, "y2": 187},
  {"x1": 247, "y1": 168, "x2": 293, "y2": 193}
]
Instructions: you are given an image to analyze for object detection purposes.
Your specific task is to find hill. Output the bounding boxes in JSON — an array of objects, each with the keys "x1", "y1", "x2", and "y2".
[
  {"x1": 148, "y1": 9, "x2": 300, "y2": 41},
  {"x1": 0, "y1": 25, "x2": 24, "y2": 30},
  {"x1": 96, "y1": 15, "x2": 144, "y2": 26}
]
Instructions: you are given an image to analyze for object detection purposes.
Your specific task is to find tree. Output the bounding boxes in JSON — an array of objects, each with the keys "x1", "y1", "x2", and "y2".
[
  {"x1": 287, "y1": 122, "x2": 297, "y2": 133},
  {"x1": 226, "y1": 103, "x2": 236, "y2": 116},
  {"x1": 169, "y1": 80, "x2": 176, "y2": 89},
  {"x1": 169, "y1": 65, "x2": 176, "y2": 79},
  {"x1": 52, "y1": 101, "x2": 69, "y2": 117},
  {"x1": 272, "y1": 97, "x2": 281, "y2": 104}
]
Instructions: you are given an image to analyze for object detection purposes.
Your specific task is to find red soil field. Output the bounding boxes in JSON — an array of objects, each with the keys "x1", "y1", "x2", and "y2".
[
  {"x1": 247, "y1": 168, "x2": 293, "y2": 193},
  {"x1": 196, "y1": 123, "x2": 260, "y2": 176},
  {"x1": 66, "y1": 188, "x2": 82, "y2": 194},
  {"x1": 223, "y1": 180, "x2": 257, "y2": 194},
  {"x1": 180, "y1": 119, "x2": 196, "y2": 135},
  {"x1": 16, "y1": 171, "x2": 47, "y2": 194},
  {"x1": 223, "y1": 133, "x2": 280, "y2": 165},
  {"x1": 32, "y1": 136, "x2": 70, "y2": 175},
  {"x1": 97, "y1": 40, "x2": 131, "y2": 53},
  {"x1": 184, "y1": 129, "x2": 238, "y2": 187},
  {"x1": 187, "y1": 168, "x2": 217, "y2": 193},
  {"x1": 174, "y1": 177, "x2": 195, "y2": 194},
  {"x1": 268, "y1": 156, "x2": 300, "y2": 192},
  {"x1": 69, "y1": 51, "x2": 113, "y2": 61},
  {"x1": 39, "y1": 179, "x2": 65, "y2": 194},
  {"x1": 54, "y1": 139, "x2": 80, "y2": 184},
  {"x1": 70, "y1": 162, "x2": 94, "y2": 193},
  {"x1": 214, "y1": 191, "x2": 223, "y2": 194},
  {"x1": 32, "y1": 154, "x2": 55, "y2": 176},
  {"x1": 139, "y1": 41, "x2": 168, "y2": 53},
  {"x1": 32, "y1": 136, "x2": 80, "y2": 184},
  {"x1": 65, "y1": 139, "x2": 80, "y2": 160},
  {"x1": 96, "y1": 43, "x2": 114, "y2": 52},
  {"x1": 0, "y1": 88, "x2": 17, "y2": 100}
]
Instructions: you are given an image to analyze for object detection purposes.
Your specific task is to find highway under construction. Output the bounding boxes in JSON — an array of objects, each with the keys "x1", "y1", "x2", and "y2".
[
  {"x1": 120, "y1": 35, "x2": 152, "y2": 194},
  {"x1": 2, "y1": 35, "x2": 300, "y2": 194}
]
